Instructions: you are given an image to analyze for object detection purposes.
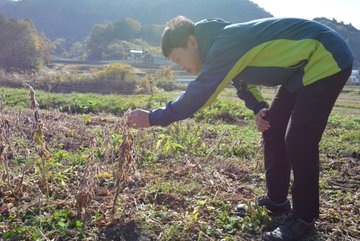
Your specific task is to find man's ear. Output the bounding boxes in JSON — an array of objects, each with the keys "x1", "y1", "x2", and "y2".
[{"x1": 187, "y1": 34, "x2": 197, "y2": 48}]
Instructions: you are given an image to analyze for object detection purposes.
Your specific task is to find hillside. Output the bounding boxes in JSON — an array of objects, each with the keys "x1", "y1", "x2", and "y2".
[
  {"x1": 0, "y1": 0, "x2": 272, "y2": 42},
  {"x1": 0, "y1": 1, "x2": 359, "y2": 67}
]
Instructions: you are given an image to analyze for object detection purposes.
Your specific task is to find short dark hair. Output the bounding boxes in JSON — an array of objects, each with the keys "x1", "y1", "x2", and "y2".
[{"x1": 161, "y1": 16, "x2": 195, "y2": 57}]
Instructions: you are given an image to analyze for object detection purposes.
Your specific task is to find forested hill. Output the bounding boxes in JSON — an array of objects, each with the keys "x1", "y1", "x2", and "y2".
[{"x1": 0, "y1": 0, "x2": 272, "y2": 42}]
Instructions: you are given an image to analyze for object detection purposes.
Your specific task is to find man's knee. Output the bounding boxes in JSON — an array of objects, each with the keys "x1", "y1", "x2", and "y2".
[{"x1": 263, "y1": 128, "x2": 285, "y2": 143}]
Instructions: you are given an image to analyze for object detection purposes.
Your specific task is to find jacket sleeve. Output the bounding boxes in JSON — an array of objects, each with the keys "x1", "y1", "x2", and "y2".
[
  {"x1": 149, "y1": 62, "x2": 231, "y2": 127},
  {"x1": 232, "y1": 81, "x2": 268, "y2": 114}
]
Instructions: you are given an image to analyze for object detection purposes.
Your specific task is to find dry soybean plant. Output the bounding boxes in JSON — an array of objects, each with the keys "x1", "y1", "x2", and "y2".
[
  {"x1": 0, "y1": 96, "x2": 10, "y2": 182},
  {"x1": 24, "y1": 83, "x2": 52, "y2": 194},
  {"x1": 0, "y1": 103, "x2": 26, "y2": 199},
  {"x1": 0, "y1": 123, "x2": 10, "y2": 191},
  {"x1": 75, "y1": 114, "x2": 139, "y2": 220},
  {"x1": 76, "y1": 135, "x2": 98, "y2": 219},
  {"x1": 111, "y1": 114, "x2": 139, "y2": 217}
]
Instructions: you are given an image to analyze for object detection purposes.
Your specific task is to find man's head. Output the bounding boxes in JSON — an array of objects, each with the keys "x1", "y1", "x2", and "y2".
[{"x1": 162, "y1": 16, "x2": 202, "y2": 74}]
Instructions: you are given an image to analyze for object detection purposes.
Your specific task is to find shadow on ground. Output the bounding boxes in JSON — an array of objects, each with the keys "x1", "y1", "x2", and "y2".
[{"x1": 99, "y1": 220, "x2": 157, "y2": 241}]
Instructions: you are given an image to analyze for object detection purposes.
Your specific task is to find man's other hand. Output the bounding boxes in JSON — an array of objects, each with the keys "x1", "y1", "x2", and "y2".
[{"x1": 255, "y1": 108, "x2": 270, "y2": 132}]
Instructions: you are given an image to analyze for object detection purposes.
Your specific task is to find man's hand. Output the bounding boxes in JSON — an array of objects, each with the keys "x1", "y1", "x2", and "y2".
[
  {"x1": 255, "y1": 108, "x2": 270, "y2": 132},
  {"x1": 126, "y1": 109, "x2": 151, "y2": 129}
]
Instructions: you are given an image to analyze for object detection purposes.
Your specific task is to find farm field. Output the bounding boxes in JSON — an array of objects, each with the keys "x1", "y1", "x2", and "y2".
[{"x1": 0, "y1": 85, "x2": 359, "y2": 241}]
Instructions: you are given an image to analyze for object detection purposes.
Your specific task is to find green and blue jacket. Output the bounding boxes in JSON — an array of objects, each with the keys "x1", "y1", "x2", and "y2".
[{"x1": 149, "y1": 18, "x2": 353, "y2": 126}]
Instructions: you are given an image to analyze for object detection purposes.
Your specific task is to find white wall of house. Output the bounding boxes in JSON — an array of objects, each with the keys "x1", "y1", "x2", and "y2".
[{"x1": 348, "y1": 70, "x2": 360, "y2": 84}]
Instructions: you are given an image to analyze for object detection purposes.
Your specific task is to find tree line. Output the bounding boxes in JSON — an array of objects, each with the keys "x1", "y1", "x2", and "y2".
[
  {"x1": 0, "y1": 14, "x2": 163, "y2": 73},
  {"x1": 0, "y1": 14, "x2": 49, "y2": 73},
  {"x1": 86, "y1": 18, "x2": 163, "y2": 60},
  {"x1": 1, "y1": 13, "x2": 359, "y2": 74}
]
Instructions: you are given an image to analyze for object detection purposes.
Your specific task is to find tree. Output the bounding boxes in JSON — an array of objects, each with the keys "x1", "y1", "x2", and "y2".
[
  {"x1": 113, "y1": 18, "x2": 141, "y2": 41},
  {"x1": 140, "y1": 24, "x2": 163, "y2": 45},
  {"x1": 86, "y1": 24, "x2": 108, "y2": 60},
  {"x1": 64, "y1": 41, "x2": 85, "y2": 59},
  {"x1": 50, "y1": 38, "x2": 67, "y2": 56},
  {"x1": 86, "y1": 17, "x2": 142, "y2": 60},
  {"x1": 0, "y1": 14, "x2": 49, "y2": 73}
]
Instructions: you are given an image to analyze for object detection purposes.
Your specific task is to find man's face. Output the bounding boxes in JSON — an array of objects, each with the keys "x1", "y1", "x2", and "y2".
[{"x1": 168, "y1": 35, "x2": 202, "y2": 75}]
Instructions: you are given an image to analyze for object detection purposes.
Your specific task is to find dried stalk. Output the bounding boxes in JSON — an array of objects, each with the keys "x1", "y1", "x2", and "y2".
[
  {"x1": 102, "y1": 126, "x2": 112, "y2": 165},
  {"x1": 75, "y1": 135, "x2": 97, "y2": 219},
  {"x1": 24, "y1": 83, "x2": 52, "y2": 194},
  {"x1": 33, "y1": 121, "x2": 51, "y2": 193},
  {"x1": 0, "y1": 127, "x2": 11, "y2": 190},
  {"x1": 0, "y1": 107, "x2": 18, "y2": 199},
  {"x1": 111, "y1": 116, "x2": 138, "y2": 216},
  {"x1": 23, "y1": 83, "x2": 39, "y2": 109}
]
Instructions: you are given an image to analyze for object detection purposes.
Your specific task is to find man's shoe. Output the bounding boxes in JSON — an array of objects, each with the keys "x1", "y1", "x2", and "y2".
[
  {"x1": 258, "y1": 195, "x2": 291, "y2": 216},
  {"x1": 263, "y1": 215, "x2": 315, "y2": 241}
]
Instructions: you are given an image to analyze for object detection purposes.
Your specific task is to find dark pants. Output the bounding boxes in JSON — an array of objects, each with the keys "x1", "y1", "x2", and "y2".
[{"x1": 263, "y1": 66, "x2": 352, "y2": 222}]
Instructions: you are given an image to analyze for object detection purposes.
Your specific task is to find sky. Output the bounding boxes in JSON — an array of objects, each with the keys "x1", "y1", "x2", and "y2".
[{"x1": 251, "y1": 0, "x2": 360, "y2": 30}]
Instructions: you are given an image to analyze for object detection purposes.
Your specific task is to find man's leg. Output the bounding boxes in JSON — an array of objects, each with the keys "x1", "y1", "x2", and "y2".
[
  {"x1": 286, "y1": 66, "x2": 351, "y2": 222},
  {"x1": 264, "y1": 65, "x2": 352, "y2": 241},
  {"x1": 263, "y1": 86, "x2": 296, "y2": 204}
]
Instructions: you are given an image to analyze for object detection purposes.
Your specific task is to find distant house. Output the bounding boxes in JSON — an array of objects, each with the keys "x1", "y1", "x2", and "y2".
[
  {"x1": 348, "y1": 70, "x2": 360, "y2": 84},
  {"x1": 129, "y1": 49, "x2": 143, "y2": 63}
]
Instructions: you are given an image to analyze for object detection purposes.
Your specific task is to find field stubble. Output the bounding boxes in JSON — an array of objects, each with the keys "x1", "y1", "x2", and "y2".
[{"x1": 0, "y1": 85, "x2": 359, "y2": 240}]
